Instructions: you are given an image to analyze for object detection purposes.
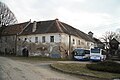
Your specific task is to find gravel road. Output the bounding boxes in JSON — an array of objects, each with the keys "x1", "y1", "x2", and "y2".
[{"x1": 0, "y1": 57, "x2": 83, "y2": 80}]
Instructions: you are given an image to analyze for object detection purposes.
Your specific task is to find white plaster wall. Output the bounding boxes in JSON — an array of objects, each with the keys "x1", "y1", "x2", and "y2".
[
  {"x1": 18, "y1": 33, "x2": 61, "y2": 43},
  {"x1": 61, "y1": 33, "x2": 69, "y2": 45},
  {"x1": 0, "y1": 33, "x2": 94, "y2": 55},
  {"x1": 18, "y1": 33, "x2": 94, "y2": 50},
  {"x1": 17, "y1": 33, "x2": 94, "y2": 57},
  {"x1": 18, "y1": 33, "x2": 62, "y2": 56},
  {"x1": 60, "y1": 33, "x2": 92, "y2": 50}
]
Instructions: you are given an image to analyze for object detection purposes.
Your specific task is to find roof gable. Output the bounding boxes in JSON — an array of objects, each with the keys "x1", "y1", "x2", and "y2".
[
  {"x1": 110, "y1": 38, "x2": 120, "y2": 44},
  {"x1": 1, "y1": 22, "x2": 29, "y2": 36}
]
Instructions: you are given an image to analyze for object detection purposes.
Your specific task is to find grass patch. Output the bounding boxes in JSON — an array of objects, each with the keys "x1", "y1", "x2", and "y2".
[
  {"x1": 86, "y1": 61, "x2": 120, "y2": 73},
  {"x1": 50, "y1": 63, "x2": 120, "y2": 79}
]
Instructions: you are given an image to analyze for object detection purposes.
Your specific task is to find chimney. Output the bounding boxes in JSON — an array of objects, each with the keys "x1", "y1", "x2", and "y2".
[
  {"x1": 32, "y1": 21, "x2": 37, "y2": 32},
  {"x1": 55, "y1": 18, "x2": 59, "y2": 21},
  {"x1": 88, "y1": 31, "x2": 93, "y2": 38}
]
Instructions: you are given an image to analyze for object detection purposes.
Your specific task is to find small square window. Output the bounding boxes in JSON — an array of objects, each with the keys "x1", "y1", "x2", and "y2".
[
  {"x1": 18, "y1": 38, "x2": 20, "y2": 41},
  {"x1": 50, "y1": 36, "x2": 54, "y2": 42},
  {"x1": 25, "y1": 38, "x2": 27, "y2": 41},
  {"x1": 35, "y1": 37, "x2": 38, "y2": 43},
  {"x1": 78, "y1": 40, "x2": 80, "y2": 45},
  {"x1": 73, "y1": 39, "x2": 75, "y2": 44},
  {"x1": 42, "y1": 36, "x2": 46, "y2": 43}
]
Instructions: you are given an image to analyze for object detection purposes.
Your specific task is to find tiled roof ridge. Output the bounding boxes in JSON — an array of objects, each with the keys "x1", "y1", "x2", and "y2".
[
  {"x1": 18, "y1": 20, "x2": 31, "y2": 35},
  {"x1": 55, "y1": 19, "x2": 64, "y2": 33},
  {"x1": 44, "y1": 20, "x2": 56, "y2": 33},
  {"x1": 58, "y1": 20, "x2": 70, "y2": 34}
]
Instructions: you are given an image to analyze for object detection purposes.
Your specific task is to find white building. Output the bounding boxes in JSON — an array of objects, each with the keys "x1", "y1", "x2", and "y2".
[{"x1": 0, "y1": 19, "x2": 95, "y2": 58}]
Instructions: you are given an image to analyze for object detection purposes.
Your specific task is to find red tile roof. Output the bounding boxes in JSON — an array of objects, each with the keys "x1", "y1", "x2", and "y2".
[
  {"x1": 1, "y1": 19, "x2": 95, "y2": 42},
  {"x1": 1, "y1": 21, "x2": 29, "y2": 36},
  {"x1": 21, "y1": 19, "x2": 95, "y2": 42}
]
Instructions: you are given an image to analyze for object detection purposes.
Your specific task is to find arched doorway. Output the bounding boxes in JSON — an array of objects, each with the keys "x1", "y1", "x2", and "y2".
[{"x1": 22, "y1": 48, "x2": 29, "y2": 57}]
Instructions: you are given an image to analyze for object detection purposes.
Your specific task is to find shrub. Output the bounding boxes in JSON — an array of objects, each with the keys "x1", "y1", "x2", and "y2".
[{"x1": 86, "y1": 61, "x2": 120, "y2": 73}]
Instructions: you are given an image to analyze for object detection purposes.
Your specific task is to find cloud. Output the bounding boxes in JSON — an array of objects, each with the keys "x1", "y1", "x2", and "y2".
[
  {"x1": 1, "y1": 0, "x2": 120, "y2": 38},
  {"x1": 55, "y1": 7, "x2": 112, "y2": 29}
]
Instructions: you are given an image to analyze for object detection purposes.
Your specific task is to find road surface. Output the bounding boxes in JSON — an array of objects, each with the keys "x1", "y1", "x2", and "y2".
[{"x1": 0, "y1": 57, "x2": 83, "y2": 80}]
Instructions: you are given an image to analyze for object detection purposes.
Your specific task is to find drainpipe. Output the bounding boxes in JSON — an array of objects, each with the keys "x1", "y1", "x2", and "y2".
[
  {"x1": 15, "y1": 34, "x2": 17, "y2": 56},
  {"x1": 68, "y1": 32, "x2": 71, "y2": 59}
]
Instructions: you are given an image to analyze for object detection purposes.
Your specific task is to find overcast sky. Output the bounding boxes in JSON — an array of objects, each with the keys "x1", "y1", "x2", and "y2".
[{"x1": 1, "y1": 0, "x2": 120, "y2": 38}]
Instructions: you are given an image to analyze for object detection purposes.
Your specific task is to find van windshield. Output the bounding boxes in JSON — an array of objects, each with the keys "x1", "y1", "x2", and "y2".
[
  {"x1": 85, "y1": 50, "x2": 90, "y2": 54},
  {"x1": 91, "y1": 48, "x2": 100, "y2": 54},
  {"x1": 74, "y1": 49, "x2": 85, "y2": 56}
]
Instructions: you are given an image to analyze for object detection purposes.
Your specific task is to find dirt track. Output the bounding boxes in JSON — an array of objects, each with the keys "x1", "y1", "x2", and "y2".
[{"x1": 0, "y1": 57, "x2": 83, "y2": 80}]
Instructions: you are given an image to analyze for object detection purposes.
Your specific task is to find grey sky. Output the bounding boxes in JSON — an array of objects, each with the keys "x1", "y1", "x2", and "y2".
[{"x1": 1, "y1": 0, "x2": 120, "y2": 38}]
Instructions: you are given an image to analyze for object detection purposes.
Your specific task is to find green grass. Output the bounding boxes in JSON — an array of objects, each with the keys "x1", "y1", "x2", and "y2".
[
  {"x1": 86, "y1": 61, "x2": 120, "y2": 73},
  {"x1": 51, "y1": 63, "x2": 120, "y2": 79}
]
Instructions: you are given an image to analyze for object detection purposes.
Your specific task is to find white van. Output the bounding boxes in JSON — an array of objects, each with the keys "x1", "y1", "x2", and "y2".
[
  {"x1": 73, "y1": 48, "x2": 90, "y2": 60},
  {"x1": 90, "y1": 47, "x2": 106, "y2": 61}
]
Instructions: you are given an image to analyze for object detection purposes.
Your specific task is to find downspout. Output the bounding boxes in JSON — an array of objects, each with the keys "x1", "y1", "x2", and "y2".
[
  {"x1": 15, "y1": 34, "x2": 18, "y2": 56},
  {"x1": 68, "y1": 32, "x2": 71, "y2": 59}
]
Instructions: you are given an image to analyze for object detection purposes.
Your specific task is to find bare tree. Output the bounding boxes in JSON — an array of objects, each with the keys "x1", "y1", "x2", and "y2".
[
  {"x1": 102, "y1": 31, "x2": 116, "y2": 42},
  {"x1": 101, "y1": 31, "x2": 117, "y2": 49},
  {"x1": 116, "y1": 28, "x2": 120, "y2": 41},
  {"x1": 0, "y1": 1, "x2": 17, "y2": 27},
  {"x1": 116, "y1": 28, "x2": 120, "y2": 33}
]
